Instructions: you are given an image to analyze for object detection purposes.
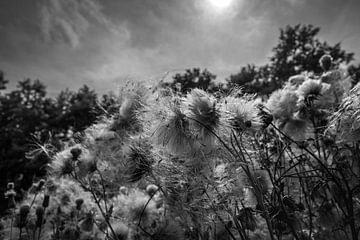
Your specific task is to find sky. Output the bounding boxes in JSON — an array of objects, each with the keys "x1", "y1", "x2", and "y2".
[{"x1": 0, "y1": 0, "x2": 360, "y2": 95}]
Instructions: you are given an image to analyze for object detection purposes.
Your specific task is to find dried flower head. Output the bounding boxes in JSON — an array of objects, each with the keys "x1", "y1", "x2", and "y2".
[
  {"x1": 70, "y1": 147, "x2": 82, "y2": 160},
  {"x1": 297, "y1": 79, "x2": 323, "y2": 105},
  {"x1": 222, "y1": 95, "x2": 262, "y2": 132},
  {"x1": 19, "y1": 205, "x2": 30, "y2": 221},
  {"x1": 111, "y1": 85, "x2": 146, "y2": 133},
  {"x1": 287, "y1": 74, "x2": 306, "y2": 88},
  {"x1": 327, "y1": 83, "x2": 360, "y2": 142},
  {"x1": 267, "y1": 89, "x2": 298, "y2": 120},
  {"x1": 146, "y1": 184, "x2": 159, "y2": 197},
  {"x1": 120, "y1": 186, "x2": 129, "y2": 195},
  {"x1": 35, "y1": 206, "x2": 44, "y2": 227},
  {"x1": 319, "y1": 54, "x2": 333, "y2": 71},
  {"x1": 184, "y1": 88, "x2": 220, "y2": 144},
  {"x1": 124, "y1": 145, "x2": 154, "y2": 183},
  {"x1": 52, "y1": 149, "x2": 75, "y2": 175},
  {"x1": 153, "y1": 100, "x2": 194, "y2": 154},
  {"x1": 5, "y1": 191, "x2": 16, "y2": 209},
  {"x1": 7, "y1": 182, "x2": 14, "y2": 190},
  {"x1": 76, "y1": 150, "x2": 97, "y2": 177},
  {"x1": 75, "y1": 198, "x2": 84, "y2": 210},
  {"x1": 17, "y1": 205, "x2": 30, "y2": 228}
]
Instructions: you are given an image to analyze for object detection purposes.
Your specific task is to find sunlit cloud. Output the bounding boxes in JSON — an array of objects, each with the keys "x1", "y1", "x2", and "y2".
[
  {"x1": 39, "y1": 0, "x2": 128, "y2": 48},
  {"x1": 0, "y1": 0, "x2": 359, "y2": 94}
]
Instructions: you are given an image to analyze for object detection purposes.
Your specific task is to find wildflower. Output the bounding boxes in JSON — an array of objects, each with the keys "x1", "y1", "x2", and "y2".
[
  {"x1": 120, "y1": 186, "x2": 128, "y2": 195},
  {"x1": 184, "y1": 88, "x2": 220, "y2": 144},
  {"x1": 124, "y1": 145, "x2": 154, "y2": 183},
  {"x1": 7, "y1": 182, "x2": 14, "y2": 190},
  {"x1": 146, "y1": 184, "x2": 159, "y2": 197},
  {"x1": 327, "y1": 84, "x2": 360, "y2": 142},
  {"x1": 35, "y1": 206, "x2": 44, "y2": 228},
  {"x1": 267, "y1": 89, "x2": 298, "y2": 120},
  {"x1": 297, "y1": 79, "x2": 323, "y2": 105},
  {"x1": 70, "y1": 147, "x2": 82, "y2": 160},
  {"x1": 38, "y1": 179, "x2": 46, "y2": 189},
  {"x1": 30, "y1": 179, "x2": 46, "y2": 193},
  {"x1": 222, "y1": 96, "x2": 262, "y2": 132},
  {"x1": 77, "y1": 152, "x2": 97, "y2": 177},
  {"x1": 18, "y1": 205, "x2": 30, "y2": 228},
  {"x1": 4, "y1": 187, "x2": 16, "y2": 209},
  {"x1": 85, "y1": 122, "x2": 117, "y2": 142},
  {"x1": 52, "y1": 150, "x2": 74, "y2": 175},
  {"x1": 75, "y1": 198, "x2": 84, "y2": 210},
  {"x1": 319, "y1": 54, "x2": 333, "y2": 72},
  {"x1": 111, "y1": 86, "x2": 146, "y2": 133},
  {"x1": 126, "y1": 190, "x2": 157, "y2": 222},
  {"x1": 153, "y1": 102, "x2": 194, "y2": 154},
  {"x1": 287, "y1": 74, "x2": 305, "y2": 88}
]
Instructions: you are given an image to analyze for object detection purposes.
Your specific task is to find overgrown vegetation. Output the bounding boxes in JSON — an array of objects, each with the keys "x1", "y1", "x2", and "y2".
[{"x1": 1, "y1": 24, "x2": 360, "y2": 240}]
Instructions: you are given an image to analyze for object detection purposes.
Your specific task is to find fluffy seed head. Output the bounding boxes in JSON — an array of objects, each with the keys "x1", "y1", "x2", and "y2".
[
  {"x1": 222, "y1": 95, "x2": 262, "y2": 132},
  {"x1": 267, "y1": 89, "x2": 298, "y2": 120},
  {"x1": 184, "y1": 88, "x2": 220, "y2": 143},
  {"x1": 297, "y1": 79, "x2": 323, "y2": 104},
  {"x1": 124, "y1": 145, "x2": 154, "y2": 183},
  {"x1": 153, "y1": 101, "x2": 194, "y2": 154}
]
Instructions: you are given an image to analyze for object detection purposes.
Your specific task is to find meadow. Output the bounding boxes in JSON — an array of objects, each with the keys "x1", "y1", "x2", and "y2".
[{"x1": 1, "y1": 54, "x2": 360, "y2": 240}]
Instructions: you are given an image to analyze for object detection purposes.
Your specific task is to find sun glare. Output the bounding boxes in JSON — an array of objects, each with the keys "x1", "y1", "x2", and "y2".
[{"x1": 208, "y1": 0, "x2": 234, "y2": 9}]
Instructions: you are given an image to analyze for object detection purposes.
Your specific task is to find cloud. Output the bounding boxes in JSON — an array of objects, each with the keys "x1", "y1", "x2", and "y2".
[{"x1": 39, "y1": 0, "x2": 127, "y2": 47}]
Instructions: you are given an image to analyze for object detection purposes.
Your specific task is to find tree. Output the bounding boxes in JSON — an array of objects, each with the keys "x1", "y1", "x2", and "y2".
[
  {"x1": 226, "y1": 64, "x2": 274, "y2": 95},
  {"x1": 269, "y1": 24, "x2": 354, "y2": 89},
  {"x1": 226, "y1": 24, "x2": 355, "y2": 95},
  {"x1": 348, "y1": 64, "x2": 360, "y2": 85},
  {"x1": 0, "y1": 71, "x2": 8, "y2": 91},
  {"x1": 50, "y1": 85, "x2": 99, "y2": 134},
  {"x1": 164, "y1": 68, "x2": 222, "y2": 94},
  {"x1": 0, "y1": 76, "x2": 101, "y2": 213},
  {"x1": 0, "y1": 79, "x2": 54, "y2": 212}
]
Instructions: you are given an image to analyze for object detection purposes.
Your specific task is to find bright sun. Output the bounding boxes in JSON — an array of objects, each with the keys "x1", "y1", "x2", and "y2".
[{"x1": 208, "y1": 0, "x2": 233, "y2": 9}]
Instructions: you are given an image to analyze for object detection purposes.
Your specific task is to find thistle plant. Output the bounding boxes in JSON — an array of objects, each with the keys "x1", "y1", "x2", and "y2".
[{"x1": 2, "y1": 54, "x2": 360, "y2": 240}]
